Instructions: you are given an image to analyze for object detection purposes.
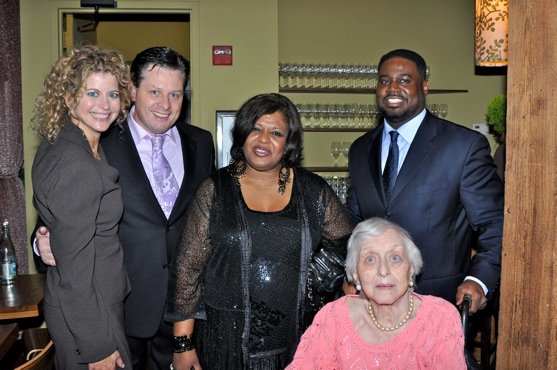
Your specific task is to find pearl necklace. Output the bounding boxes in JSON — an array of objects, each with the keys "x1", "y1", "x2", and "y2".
[{"x1": 368, "y1": 294, "x2": 414, "y2": 332}]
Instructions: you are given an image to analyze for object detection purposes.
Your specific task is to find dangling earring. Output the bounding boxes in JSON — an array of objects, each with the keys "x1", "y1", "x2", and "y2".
[
  {"x1": 277, "y1": 157, "x2": 291, "y2": 194},
  {"x1": 228, "y1": 153, "x2": 247, "y2": 188}
]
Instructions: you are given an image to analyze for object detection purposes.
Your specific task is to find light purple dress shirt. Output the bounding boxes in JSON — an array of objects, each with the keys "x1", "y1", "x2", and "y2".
[{"x1": 127, "y1": 105, "x2": 185, "y2": 193}]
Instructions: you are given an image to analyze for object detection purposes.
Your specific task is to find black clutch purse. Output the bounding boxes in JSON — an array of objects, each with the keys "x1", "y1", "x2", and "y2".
[{"x1": 307, "y1": 245, "x2": 346, "y2": 308}]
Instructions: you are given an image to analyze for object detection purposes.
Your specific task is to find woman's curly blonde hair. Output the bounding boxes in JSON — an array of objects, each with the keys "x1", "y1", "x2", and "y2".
[{"x1": 31, "y1": 44, "x2": 131, "y2": 142}]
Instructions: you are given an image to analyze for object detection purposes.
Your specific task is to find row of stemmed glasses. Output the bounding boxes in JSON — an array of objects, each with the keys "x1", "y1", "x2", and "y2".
[
  {"x1": 279, "y1": 63, "x2": 433, "y2": 89},
  {"x1": 330, "y1": 141, "x2": 352, "y2": 167},
  {"x1": 322, "y1": 176, "x2": 350, "y2": 203},
  {"x1": 296, "y1": 103, "x2": 380, "y2": 129},
  {"x1": 426, "y1": 103, "x2": 449, "y2": 118},
  {"x1": 279, "y1": 62, "x2": 379, "y2": 89}
]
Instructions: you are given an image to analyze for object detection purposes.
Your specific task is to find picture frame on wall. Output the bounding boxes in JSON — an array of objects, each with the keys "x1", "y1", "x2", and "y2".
[{"x1": 216, "y1": 110, "x2": 236, "y2": 168}]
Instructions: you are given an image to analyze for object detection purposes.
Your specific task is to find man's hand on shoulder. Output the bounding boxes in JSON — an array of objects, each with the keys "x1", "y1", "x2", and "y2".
[{"x1": 36, "y1": 226, "x2": 56, "y2": 266}]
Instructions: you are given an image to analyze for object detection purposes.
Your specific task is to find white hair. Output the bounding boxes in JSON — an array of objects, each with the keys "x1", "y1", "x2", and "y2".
[{"x1": 345, "y1": 217, "x2": 423, "y2": 284}]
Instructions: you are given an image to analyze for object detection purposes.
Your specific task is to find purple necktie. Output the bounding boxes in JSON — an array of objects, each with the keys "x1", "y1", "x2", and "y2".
[{"x1": 151, "y1": 134, "x2": 179, "y2": 218}]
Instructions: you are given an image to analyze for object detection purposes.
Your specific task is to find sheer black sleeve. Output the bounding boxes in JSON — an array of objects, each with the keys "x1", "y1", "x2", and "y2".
[{"x1": 165, "y1": 177, "x2": 215, "y2": 322}]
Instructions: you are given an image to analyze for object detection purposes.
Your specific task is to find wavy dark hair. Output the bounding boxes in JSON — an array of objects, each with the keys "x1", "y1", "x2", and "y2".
[
  {"x1": 130, "y1": 46, "x2": 190, "y2": 89},
  {"x1": 230, "y1": 93, "x2": 304, "y2": 167},
  {"x1": 378, "y1": 49, "x2": 428, "y2": 81}
]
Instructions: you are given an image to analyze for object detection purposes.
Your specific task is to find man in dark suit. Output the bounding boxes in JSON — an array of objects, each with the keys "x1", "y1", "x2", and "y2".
[
  {"x1": 345, "y1": 49, "x2": 503, "y2": 314},
  {"x1": 35, "y1": 47, "x2": 215, "y2": 369}
]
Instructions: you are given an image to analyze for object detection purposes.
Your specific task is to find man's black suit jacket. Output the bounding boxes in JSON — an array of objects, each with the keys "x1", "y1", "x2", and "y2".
[
  {"x1": 98, "y1": 121, "x2": 214, "y2": 338},
  {"x1": 345, "y1": 111, "x2": 504, "y2": 303}
]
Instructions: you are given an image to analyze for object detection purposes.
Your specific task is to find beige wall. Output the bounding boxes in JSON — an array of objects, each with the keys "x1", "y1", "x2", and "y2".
[
  {"x1": 96, "y1": 21, "x2": 191, "y2": 63},
  {"x1": 20, "y1": 0, "x2": 505, "y2": 272}
]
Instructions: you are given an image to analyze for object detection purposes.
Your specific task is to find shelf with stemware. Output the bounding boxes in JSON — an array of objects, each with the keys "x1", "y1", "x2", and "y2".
[{"x1": 280, "y1": 87, "x2": 468, "y2": 94}]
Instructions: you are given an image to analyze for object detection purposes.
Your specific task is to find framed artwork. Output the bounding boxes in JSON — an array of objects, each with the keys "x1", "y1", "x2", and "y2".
[{"x1": 216, "y1": 110, "x2": 236, "y2": 168}]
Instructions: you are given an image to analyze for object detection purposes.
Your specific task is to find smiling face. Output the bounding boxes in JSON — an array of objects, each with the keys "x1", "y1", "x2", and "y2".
[
  {"x1": 130, "y1": 65, "x2": 184, "y2": 135},
  {"x1": 353, "y1": 228, "x2": 414, "y2": 306},
  {"x1": 66, "y1": 72, "x2": 121, "y2": 142},
  {"x1": 243, "y1": 111, "x2": 289, "y2": 173},
  {"x1": 376, "y1": 57, "x2": 429, "y2": 129}
]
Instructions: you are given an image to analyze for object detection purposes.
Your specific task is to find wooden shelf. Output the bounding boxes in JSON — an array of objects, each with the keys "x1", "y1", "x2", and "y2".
[
  {"x1": 305, "y1": 167, "x2": 349, "y2": 172},
  {"x1": 303, "y1": 127, "x2": 372, "y2": 132},
  {"x1": 280, "y1": 87, "x2": 468, "y2": 94}
]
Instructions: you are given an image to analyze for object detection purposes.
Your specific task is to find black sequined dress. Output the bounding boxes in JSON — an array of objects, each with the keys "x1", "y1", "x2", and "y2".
[{"x1": 165, "y1": 166, "x2": 354, "y2": 369}]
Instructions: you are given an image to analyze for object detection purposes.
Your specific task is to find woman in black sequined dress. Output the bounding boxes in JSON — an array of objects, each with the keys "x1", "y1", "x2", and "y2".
[{"x1": 165, "y1": 93, "x2": 354, "y2": 369}]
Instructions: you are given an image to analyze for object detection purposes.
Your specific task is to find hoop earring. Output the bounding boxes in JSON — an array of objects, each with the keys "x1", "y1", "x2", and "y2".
[{"x1": 278, "y1": 158, "x2": 291, "y2": 195}]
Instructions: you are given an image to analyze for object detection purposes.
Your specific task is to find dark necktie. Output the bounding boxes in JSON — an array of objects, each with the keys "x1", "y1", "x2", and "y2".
[
  {"x1": 383, "y1": 131, "x2": 399, "y2": 203},
  {"x1": 151, "y1": 134, "x2": 180, "y2": 218}
]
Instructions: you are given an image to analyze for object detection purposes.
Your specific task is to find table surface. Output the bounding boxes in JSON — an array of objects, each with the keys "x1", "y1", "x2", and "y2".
[
  {"x1": 0, "y1": 323, "x2": 18, "y2": 359},
  {"x1": 0, "y1": 274, "x2": 45, "y2": 320}
]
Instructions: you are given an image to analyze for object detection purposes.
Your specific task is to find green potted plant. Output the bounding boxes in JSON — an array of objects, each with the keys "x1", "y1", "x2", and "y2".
[
  {"x1": 486, "y1": 94, "x2": 506, "y2": 144},
  {"x1": 485, "y1": 94, "x2": 506, "y2": 182}
]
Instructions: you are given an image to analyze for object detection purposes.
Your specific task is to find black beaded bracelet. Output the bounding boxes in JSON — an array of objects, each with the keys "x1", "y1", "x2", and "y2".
[{"x1": 173, "y1": 334, "x2": 195, "y2": 353}]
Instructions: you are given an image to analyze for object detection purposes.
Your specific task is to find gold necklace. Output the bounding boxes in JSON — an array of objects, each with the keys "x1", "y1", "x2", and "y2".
[
  {"x1": 91, "y1": 148, "x2": 101, "y2": 160},
  {"x1": 81, "y1": 131, "x2": 101, "y2": 160},
  {"x1": 368, "y1": 294, "x2": 414, "y2": 332}
]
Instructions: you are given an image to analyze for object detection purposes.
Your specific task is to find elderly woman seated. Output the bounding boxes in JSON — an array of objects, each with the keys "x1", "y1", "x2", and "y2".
[{"x1": 287, "y1": 217, "x2": 466, "y2": 369}]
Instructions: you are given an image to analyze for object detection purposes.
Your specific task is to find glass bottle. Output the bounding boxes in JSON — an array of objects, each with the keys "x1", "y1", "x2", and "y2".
[{"x1": 0, "y1": 219, "x2": 17, "y2": 285}]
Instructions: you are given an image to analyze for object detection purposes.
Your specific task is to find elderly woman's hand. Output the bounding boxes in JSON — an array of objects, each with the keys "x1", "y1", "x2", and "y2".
[{"x1": 456, "y1": 280, "x2": 487, "y2": 314}]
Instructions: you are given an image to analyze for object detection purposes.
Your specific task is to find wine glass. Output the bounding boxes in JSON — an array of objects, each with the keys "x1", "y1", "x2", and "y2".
[
  {"x1": 329, "y1": 64, "x2": 339, "y2": 88},
  {"x1": 297, "y1": 102, "x2": 310, "y2": 128},
  {"x1": 338, "y1": 64, "x2": 350, "y2": 88},
  {"x1": 299, "y1": 62, "x2": 310, "y2": 88},
  {"x1": 314, "y1": 103, "x2": 326, "y2": 129},
  {"x1": 439, "y1": 103, "x2": 449, "y2": 119},
  {"x1": 306, "y1": 103, "x2": 316, "y2": 128},
  {"x1": 368, "y1": 104, "x2": 379, "y2": 128},
  {"x1": 306, "y1": 63, "x2": 318, "y2": 88},
  {"x1": 429, "y1": 103, "x2": 439, "y2": 117},
  {"x1": 366, "y1": 65, "x2": 378, "y2": 89},
  {"x1": 341, "y1": 141, "x2": 351, "y2": 167},
  {"x1": 322, "y1": 63, "x2": 333, "y2": 88},
  {"x1": 279, "y1": 62, "x2": 288, "y2": 87},
  {"x1": 341, "y1": 103, "x2": 352, "y2": 128},
  {"x1": 357, "y1": 104, "x2": 367, "y2": 128},
  {"x1": 289, "y1": 62, "x2": 300, "y2": 88},
  {"x1": 322, "y1": 104, "x2": 333, "y2": 128},
  {"x1": 331, "y1": 141, "x2": 341, "y2": 167},
  {"x1": 313, "y1": 63, "x2": 323, "y2": 88},
  {"x1": 354, "y1": 64, "x2": 366, "y2": 89},
  {"x1": 348, "y1": 103, "x2": 358, "y2": 128},
  {"x1": 333, "y1": 103, "x2": 344, "y2": 128}
]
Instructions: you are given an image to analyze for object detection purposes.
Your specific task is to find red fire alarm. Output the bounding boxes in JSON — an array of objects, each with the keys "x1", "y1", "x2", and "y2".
[{"x1": 213, "y1": 45, "x2": 233, "y2": 65}]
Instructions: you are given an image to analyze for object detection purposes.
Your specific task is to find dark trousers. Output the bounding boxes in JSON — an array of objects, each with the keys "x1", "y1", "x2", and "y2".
[{"x1": 127, "y1": 320, "x2": 173, "y2": 370}]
